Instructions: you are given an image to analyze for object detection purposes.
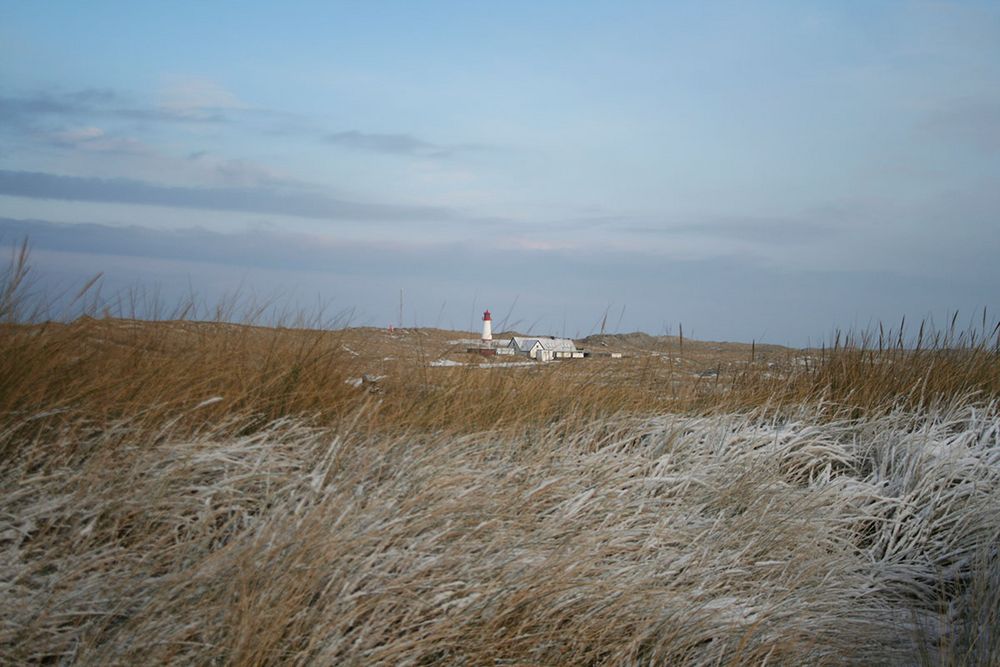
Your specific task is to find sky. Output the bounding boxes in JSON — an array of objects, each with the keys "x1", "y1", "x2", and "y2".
[{"x1": 1, "y1": 1, "x2": 999, "y2": 344}]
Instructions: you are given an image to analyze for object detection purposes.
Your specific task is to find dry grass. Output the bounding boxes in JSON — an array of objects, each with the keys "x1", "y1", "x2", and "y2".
[
  {"x1": 4, "y1": 403, "x2": 999, "y2": 664},
  {"x1": 2, "y1": 244, "x2": 1000, "y2": 664},
  {"x1": 727, "y1": 322, "x2": 1000, "y2": 417},
  {"x1": 2, "y1": 313, "x2": 998, "y2": 443}
]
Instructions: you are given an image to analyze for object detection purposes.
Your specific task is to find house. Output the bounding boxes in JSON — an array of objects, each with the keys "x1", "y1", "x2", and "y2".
[{"x1": 509, "y1": 336, "x2": 582, "y2": 362}]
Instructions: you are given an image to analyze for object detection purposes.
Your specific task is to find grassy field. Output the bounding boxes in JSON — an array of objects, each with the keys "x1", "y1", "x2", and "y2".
[{"x1": 3, "y1": 247, "x2": 1000, "y2": 665}]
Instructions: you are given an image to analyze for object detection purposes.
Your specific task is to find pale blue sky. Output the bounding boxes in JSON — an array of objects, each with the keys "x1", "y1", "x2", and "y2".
[{"x1": 1, "y1": 1, "x2": 998, "y2": 343}]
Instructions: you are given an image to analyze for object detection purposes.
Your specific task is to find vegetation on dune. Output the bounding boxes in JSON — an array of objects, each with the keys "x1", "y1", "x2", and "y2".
[
  {"x1": 2, "y1": 309, "x2": 998, "y2": 442},
  {"x1": 2, "y1": 242, "x2": 1000, "y2": 665},
  {"x1": 4, "y1": 402, "x2": 1000, "y2": 664}
]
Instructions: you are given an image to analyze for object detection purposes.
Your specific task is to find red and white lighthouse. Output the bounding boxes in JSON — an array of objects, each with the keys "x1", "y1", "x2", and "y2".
[{"x1": 481, "y1": 309, "x2": 492, "y2": 343}]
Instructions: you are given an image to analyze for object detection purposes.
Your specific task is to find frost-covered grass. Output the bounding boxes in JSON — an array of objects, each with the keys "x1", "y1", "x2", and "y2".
[{"x1": 2, "y1": 401, "x2": 999, "y2": 665}]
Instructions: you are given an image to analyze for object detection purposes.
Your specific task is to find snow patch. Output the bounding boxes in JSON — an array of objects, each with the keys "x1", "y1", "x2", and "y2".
[
  {"x1": 430, "y1": 359, "x2": 464, "y2": 367},
  {"x1": 479, "y1": 361, "x2": 535, "y2": 368}
]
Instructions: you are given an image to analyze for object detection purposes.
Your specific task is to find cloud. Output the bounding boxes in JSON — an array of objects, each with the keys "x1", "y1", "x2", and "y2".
[
  {"x1": 326, "y1": 130, "x2": 437, "y2": 155},
  {"x1": 325, "y1": 130, "x2": 482, "y2": 159},
  {"x1": 0, "y1": 88, "x2": 231, "y2": 128},
  {"x1": 0, "y1": 88, "x2": 120, "y2": 122},
  {"x1": 0, "y1": 170, "x2": 458, "y2": 223},
  {"x1": 160, "y1": 76, "x2": 245, "y2": 111},
  {"x1": 1, "y1": 88, "x2": 475, "y2": 161},
  {"x1": 185, "y1": 153, "x2": 295, "y2": 188},
  {"x1": 0, "y1": 91, "x2": 90, "y2": 131},
  {"x1": 0, "y1": 91, "x2": 161, "y2": 155},
  {"x1": 50, "y1": 126, "x2": 106, "y2": 144},
  {"x1": 0, "y1": 217, "x2": 491, "y2": 280},
  {"x1": 622, "y1": 216, "x2": 836, "y2": 244},
  {"x1": 45, "y1": 126, "x2": 150, "y2": 155},
  {"x1": 0, "y1": 217, "x2": 337, "y2": 272},
  {"x1": 922, "y1": 97, "x2": 1000, "y2": 152}
]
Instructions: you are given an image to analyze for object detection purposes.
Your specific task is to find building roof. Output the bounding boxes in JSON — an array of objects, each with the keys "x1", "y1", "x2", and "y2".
[
  {"x1": 510, "y1": 337, "x2": 540, "y2": 351},
  {"x1": 510, "y1": 336, "x2": 577, "y2": 352}
]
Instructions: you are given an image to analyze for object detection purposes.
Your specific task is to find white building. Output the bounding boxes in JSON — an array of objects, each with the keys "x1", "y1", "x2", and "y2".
[{"x1": 509, "y1": 336, "x2": 583, "y2": 362}]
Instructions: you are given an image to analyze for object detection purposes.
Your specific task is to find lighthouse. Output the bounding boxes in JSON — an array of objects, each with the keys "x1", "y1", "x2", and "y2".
[{"x1": 481, "y1": 310, "x2": 492, "y2": 343}]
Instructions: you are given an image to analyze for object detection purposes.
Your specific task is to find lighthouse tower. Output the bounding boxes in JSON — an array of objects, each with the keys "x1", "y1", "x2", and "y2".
[{"x1": 481, "y1": 310, "x2": 493, "y2": 343}]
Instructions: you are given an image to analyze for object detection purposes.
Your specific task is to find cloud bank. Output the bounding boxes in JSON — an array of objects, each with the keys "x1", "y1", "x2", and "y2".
[
  {"x1": 3, "y1": 217, "x2": 996, "y2": 345},
  {"x1": 0, "y1": 170, "x2": 457, "y2": 223}
]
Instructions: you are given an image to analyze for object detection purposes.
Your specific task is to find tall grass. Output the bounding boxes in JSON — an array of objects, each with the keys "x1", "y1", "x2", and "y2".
[
  {"x1": 727, "y1": 320, "x2": 1000, "y2": 416},
  {"x1": 3, "y1": 311, "x2": 998, "y2": 443},
  {"x1": 2, "y1": 243, "x2": 1000, "y2": 664},
  {"x1": 3, "y1": 402, "x2": 999, "y2": 664}
]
